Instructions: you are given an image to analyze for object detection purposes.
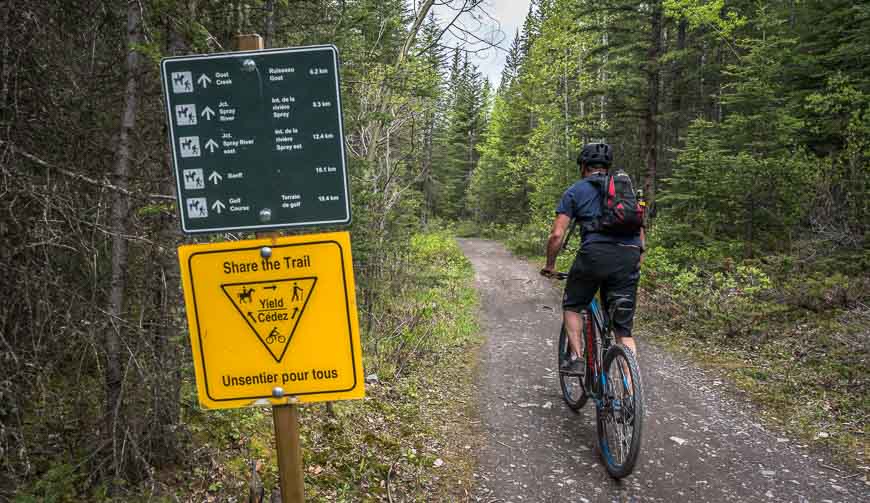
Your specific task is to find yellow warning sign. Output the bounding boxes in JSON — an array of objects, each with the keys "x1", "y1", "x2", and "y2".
[{"x1": 178, "y1": 232, "x2": 364, "y2": 409}]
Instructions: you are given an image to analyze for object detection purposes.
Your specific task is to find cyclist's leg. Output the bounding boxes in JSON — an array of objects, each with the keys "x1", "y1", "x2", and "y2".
[
  {"x1": 563, "y1": 255, "x2": 599, "y2": 363},
  {"x1": 617, "y1": 329, "x2": 637, "y2": 357},
  {"x1": 601, "y1": 247, "x2": 641, "y2": 353},
  {"x1": 600, "y1": 283, "x2": 636, "y2": 354},
  {"x1": 564, "y1": 310, "x2": 583, "y2": 359},
  {"x1": 601, "y1": 248, "x2": 641, "y2": 388}
]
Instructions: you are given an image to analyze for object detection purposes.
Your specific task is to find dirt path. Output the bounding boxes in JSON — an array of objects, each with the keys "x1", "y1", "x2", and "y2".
[{"x1": 459, "y1": 238, "x2": 867, "y2": 503}]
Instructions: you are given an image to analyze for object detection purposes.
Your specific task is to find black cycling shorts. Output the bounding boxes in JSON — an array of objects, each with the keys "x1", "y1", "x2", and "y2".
[{"x1": 562, "y1": 242, "x2": 641, "y2": 336}]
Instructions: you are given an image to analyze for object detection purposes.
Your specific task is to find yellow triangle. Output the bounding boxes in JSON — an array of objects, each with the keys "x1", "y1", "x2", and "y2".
[{"x1": 221, "y1": 277, "x2": 317, "y2": 362}]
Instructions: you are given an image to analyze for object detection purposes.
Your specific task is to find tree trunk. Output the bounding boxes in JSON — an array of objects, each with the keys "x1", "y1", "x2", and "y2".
[
  {"x1": 699, "y1": 40, "x2": 706, "y2": 120},
  {"x1": 716, "y1": 46, "x2": 724, "y2": 122},
  {"x1": 599, "y1": 26, "x2": 608, "y2": 129},
  {"x1": 0, "y1": 4, "x2": 11, "y2": 112},
  {"x1": 146, "y1": 0, "x2": 193, "y2": 464},
  {"x1": 421, "y1": 108, "x2": 435, "y2": 224},
  {"x1": 105, "y1": 0, "x2": 142, "y2": 477},
  {"x1": 673, "y1": 19, "x2": 686, "y2": 143},
  {"x1": 643, "y1": 1, "x2": 662, "y2": 216},
  {"x1": 264, "y1": 0, "x2": 276, "y2": 48},
  {"x1": 563, "y1": 48, "x2": 569, "y2": 159}
]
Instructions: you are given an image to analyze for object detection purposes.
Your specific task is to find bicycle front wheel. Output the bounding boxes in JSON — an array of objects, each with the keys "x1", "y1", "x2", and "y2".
[
  {"x1": 558, "y1": 323, "x2": 587, "y2": 410},
  {"x1": 596, "y1": 344, "x2": 644, "y2": 479}
]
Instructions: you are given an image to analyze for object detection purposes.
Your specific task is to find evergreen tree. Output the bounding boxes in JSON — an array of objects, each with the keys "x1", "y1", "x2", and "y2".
[
  {"x1": 434, "y1": 51, "x2": 487, "y2": 219},
  {"x1": 500, "y1": 30, "x2": 523, "y2": 92}
]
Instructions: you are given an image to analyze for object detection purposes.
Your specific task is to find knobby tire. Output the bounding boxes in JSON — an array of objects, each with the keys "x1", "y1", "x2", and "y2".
[{"x1": 596, "y1": 344, "x2": 644, "y2": 479}]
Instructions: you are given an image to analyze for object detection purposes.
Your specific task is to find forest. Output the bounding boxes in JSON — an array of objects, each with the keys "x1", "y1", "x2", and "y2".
[{"x1": 1, "y1": 0, "x2": 867, "y2": 500}]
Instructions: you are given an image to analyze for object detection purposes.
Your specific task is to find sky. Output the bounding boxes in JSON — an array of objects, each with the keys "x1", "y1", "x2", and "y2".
[{"x1": 432, "y1": 0, "x2": 533, "y2": 86}]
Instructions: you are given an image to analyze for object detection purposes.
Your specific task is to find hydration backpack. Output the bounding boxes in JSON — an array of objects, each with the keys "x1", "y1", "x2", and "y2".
[{"x1": 583, "y1": 170, "x2": 645, "y2": 236}]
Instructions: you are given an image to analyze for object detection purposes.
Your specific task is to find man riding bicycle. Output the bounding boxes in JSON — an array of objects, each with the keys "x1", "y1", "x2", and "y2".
[{"x1": 540, "y1": 143, "x2": 645, "y2": 374}]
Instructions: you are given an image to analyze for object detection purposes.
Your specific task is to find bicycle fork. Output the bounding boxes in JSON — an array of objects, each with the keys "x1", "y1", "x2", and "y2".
[{"x1": 597, "y1": 369, "x2": 635, "y2": 425}]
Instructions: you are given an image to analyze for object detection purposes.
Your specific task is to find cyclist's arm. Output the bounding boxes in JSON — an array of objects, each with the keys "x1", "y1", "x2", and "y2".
[{"x1": 544, "y1": 213, "x2": 572, "y2": 271}]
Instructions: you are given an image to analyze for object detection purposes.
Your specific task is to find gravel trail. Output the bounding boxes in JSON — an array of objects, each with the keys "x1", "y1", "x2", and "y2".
[{"x1": 459, "y1": 238, "x2": 867, "y2": 503}]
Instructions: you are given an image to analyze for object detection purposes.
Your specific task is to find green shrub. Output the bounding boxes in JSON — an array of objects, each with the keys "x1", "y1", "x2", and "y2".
[
  {"x1": 780, "y1": 272, "x2": 868, "y2": 311},
  {"x1": 361, "y1": 230, "x2": 478, "y2": 380},
  {"x1": 453, "y1": 220, "x2": 481, "y2": 237},
  {"x1": 504, "y1": 224, "x2": 548, "y2": 257},
  {"x1": 14, "y1": 463, "x2": 83, "y2": 503}
]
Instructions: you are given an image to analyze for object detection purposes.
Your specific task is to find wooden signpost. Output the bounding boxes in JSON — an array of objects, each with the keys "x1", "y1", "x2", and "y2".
[{"x1": 162, "y1": 34, "x2": 362, "y2": 503}]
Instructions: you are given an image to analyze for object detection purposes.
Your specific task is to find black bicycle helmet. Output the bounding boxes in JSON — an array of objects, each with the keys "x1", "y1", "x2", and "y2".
[{"x1": 578, "y1": 142, "x2": 613, "y2": 167}]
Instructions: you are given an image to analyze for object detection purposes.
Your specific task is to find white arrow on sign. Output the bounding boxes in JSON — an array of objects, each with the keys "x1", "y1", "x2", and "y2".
[
  {"x1": 211, "y1": 200, "x2": 226, "y2": 214},
  {"x1": 197, "y1": 74, "x2": 212, "y2": 88},
  {"x1": 201, "y1": 106, "x2": 215, "y2": 120},
  {"x1": 205, "y1": 139, "x2": 219, "y2": 153},
  {"x1": 208, "y1": 171, "x2": 222, "y2": 185}
]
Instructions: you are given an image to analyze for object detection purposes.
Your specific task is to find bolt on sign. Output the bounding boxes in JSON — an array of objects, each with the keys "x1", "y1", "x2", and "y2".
[
  {"x1": 178, "y1": 231, "x2": 364, "y2": 409},
  {"x1": 161, "y1": 45, "x2": 350, "y2": 233}
]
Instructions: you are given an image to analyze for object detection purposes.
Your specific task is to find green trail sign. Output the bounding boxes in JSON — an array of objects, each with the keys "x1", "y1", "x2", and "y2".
[{"x1": 161, "y1": 45, "x2": 350, "y2": 234}]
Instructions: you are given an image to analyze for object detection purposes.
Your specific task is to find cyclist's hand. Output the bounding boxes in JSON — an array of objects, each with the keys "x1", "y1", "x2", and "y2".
[{"x1": 540, "y1": 267, "x2": 555, "y2": 278}]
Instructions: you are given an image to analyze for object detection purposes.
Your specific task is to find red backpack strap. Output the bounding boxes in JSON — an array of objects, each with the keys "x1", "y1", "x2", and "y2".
[{"x1": 607, "y1": 175, "x2": 616, "y2": 208}]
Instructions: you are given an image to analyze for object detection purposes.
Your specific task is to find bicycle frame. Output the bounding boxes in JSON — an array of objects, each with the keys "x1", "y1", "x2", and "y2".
[
  {"x1": 583, "y1": 298, "x2": 615, "y2": 402},
  {"x1": 557, "y1": 219, "x2": 624, "y2": 404}
]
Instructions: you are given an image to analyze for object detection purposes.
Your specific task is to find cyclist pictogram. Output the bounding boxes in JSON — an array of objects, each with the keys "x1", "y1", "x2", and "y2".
[{"x1": 266, "y1": 327, "x2": 286, "y2": 345}]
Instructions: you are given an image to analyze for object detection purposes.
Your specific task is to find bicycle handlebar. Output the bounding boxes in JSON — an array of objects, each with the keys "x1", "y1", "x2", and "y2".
[{"x1": 540, "y1": 270, "x2": 569, "y2": 281}]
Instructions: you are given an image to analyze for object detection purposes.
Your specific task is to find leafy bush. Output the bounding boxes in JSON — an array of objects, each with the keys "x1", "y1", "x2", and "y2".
[
  {"x1": 642, "y1": 234, "x2": 782, "y2": 340},
  {"x1": 361, "y1": 230, "x2": 478, "y2": 380},
  {"x1": 504, "y1": 224, "x2": 549, "y2": 258},
  {"x1": 779, "y1": 272, "x2": 869, "y2": 312},
  {"x1": 642, "y1": 232, "x2": 869, "y2": 465}
]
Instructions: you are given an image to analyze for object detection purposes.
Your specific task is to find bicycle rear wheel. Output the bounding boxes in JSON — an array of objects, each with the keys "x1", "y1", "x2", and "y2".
[
  {"x1": 596, "y1": 344, "x2": 643, "y2": 479},
  {"x1": 558, "y1": 323, "x2": 587, "y2": 410}
]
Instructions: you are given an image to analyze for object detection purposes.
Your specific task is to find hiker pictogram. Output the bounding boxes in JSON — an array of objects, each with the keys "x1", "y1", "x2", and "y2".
[
  {"x1": 221, "y1": 277, "x2": 317, "y2": 362},
  {"x1": 292, "y1": 282, "x2": 303, "y2": 301}
]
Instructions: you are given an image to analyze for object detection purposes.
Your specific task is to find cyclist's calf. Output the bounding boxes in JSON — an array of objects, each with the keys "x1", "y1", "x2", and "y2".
[{"x1": 608, "y1": 296, "x2": 637, "y2": 357}]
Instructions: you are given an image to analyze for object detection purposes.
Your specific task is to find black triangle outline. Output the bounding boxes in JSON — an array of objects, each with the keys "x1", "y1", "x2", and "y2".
[{"x1": 220, "y1": 276, "x2": 318, "y2": 363}]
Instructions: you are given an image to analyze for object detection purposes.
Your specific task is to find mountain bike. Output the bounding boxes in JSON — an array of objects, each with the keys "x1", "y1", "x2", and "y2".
[{"x1": 550, "y1": 272, "x2": 644, "y2": 479}]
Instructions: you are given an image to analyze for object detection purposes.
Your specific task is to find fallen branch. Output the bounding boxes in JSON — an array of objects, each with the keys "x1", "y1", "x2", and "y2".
[
  {"x1": 2, "y1": 141, "x2": 175, "y2": 201},
  {"x1": 818, "y1": 462, "x2": 844, "y2": 473}
]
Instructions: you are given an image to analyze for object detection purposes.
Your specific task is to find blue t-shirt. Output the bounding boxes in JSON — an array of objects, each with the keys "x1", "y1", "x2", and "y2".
[{"x1": 556, "y1": 177, "x2": 642, "y2": 247}]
